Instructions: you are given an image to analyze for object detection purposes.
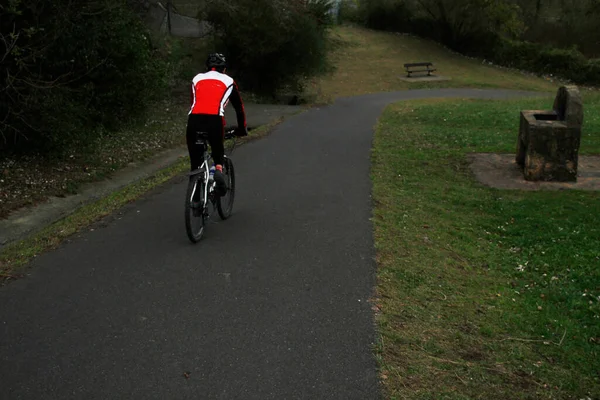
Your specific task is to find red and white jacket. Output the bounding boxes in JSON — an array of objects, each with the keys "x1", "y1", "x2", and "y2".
[{"x1": 189, "y1": 70, "x2": 247, "y2": 128}]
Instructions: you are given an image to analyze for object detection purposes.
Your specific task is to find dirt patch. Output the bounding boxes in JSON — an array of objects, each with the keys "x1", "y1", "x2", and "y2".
[
  {"x1": 459, "y1": 348, "x2": 486, "y2": 362},
  {"x1": 468, "y1": 153, "x2": 600, "y2": 191}
]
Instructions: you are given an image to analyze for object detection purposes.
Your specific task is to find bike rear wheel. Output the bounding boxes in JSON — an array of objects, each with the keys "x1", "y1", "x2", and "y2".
[
  {"x1": 217, "y1": 157, "x2": 235, "y2": 220},
  {"x1": 185, "y1": 173, "x2": 207, "y2": 243}
]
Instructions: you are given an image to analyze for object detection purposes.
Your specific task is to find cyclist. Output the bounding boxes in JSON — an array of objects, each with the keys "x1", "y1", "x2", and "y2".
[{"x1": 187, "y1": 53, "x2": 248, "y2": 196}]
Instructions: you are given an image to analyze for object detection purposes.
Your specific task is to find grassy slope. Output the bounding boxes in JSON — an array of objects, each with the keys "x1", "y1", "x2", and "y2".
[
  {"x1": 372, "y1": 94, "x2": 600, "y2": 399},
  {"x1": 312, "y1": 26, "x2": 558, "y2": 103}
]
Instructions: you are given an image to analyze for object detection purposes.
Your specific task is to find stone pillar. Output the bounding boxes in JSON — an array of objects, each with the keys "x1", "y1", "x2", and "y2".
[{"x1": 516, "y1": 86, "x2": 584, "y2": 182}]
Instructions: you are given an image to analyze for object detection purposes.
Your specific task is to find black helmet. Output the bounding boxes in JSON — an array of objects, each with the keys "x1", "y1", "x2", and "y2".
[{"x1": 206, "y1": 53, "x2": 227, "y2": 70}]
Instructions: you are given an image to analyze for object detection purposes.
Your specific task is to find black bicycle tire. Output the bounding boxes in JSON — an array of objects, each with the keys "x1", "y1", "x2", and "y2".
[
  {"x1": 217, "y1": 157, "x2": 235, "y2": 220},
  {"x1": 185, "y1": 174, "x2": 206, "y2": 243}
]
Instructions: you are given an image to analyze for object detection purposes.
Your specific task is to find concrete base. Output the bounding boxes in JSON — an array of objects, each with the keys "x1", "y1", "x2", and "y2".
[
  {"x1": 399, "y1": 75, "x2": 452, "y2": 82},
  {"x1": 468, "y1": 153, "x2": 600, "y2": 191}
]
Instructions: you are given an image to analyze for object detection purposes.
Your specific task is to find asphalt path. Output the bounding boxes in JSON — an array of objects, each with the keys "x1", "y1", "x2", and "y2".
[{"x1": 0, "y1": 89, "x2": 542, "y2": 400}]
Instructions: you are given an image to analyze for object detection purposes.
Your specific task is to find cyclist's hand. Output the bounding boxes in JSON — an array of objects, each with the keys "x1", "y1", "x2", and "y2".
[{"x1": 234, "y1": 127, "x2": 248, "y2": 137}]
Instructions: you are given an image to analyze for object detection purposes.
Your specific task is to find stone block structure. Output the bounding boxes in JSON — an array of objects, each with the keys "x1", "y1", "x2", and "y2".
[{"x1": 516, "y1": 86, "x2": 584, "y2": 182}]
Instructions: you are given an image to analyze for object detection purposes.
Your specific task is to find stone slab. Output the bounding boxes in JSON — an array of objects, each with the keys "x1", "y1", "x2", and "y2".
[
  {"x1": 469, "y1": 153, "x2": 600, "y2": 191},
  {"x1": 399, "y1": 75, "x2": 452, "y2": 82}
]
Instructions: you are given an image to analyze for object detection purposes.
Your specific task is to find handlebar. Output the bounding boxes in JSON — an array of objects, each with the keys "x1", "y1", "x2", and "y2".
[
  {"x1": 224, "y1": 131, "x2": 236, "y2": 140},
  {"x1": 195, "y1": 127, "x2": 253, "y2": 142},
  {"x1": 224, "y1": 126, "x2": 253, "y2": 140}
]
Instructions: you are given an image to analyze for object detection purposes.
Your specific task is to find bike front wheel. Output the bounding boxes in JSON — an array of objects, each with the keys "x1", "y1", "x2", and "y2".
[
  {"x1": 217, "y1": 157, "x2": 235, "y2": 220},
  {"x1": 185, "y1": 173, "x2": 207, "y2": 243}
]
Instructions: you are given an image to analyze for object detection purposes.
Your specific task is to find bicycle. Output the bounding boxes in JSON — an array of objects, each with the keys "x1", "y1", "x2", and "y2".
[{"x1": 184, "y1": 127, "x2": 240, "y2": 243}]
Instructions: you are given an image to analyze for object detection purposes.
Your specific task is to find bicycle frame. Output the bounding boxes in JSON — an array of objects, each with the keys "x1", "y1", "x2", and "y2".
[
  {"x1": 189, "y1": 145, "x2": 213, "y2": 210},
  {"x1": 184, "y1": 128, "x2": 241, "y2": 242},
  {"x1": 188, "y1": 128, "x2": 238, "y2": 210}
]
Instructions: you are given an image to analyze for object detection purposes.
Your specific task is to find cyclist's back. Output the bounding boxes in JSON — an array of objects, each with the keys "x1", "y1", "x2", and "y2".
[
  {"x1": 186, "y1": 53, "x2": 247, "y2": 196},
  {"x1": 190, "y1": 70, "x2": 240, "y2": 117}
]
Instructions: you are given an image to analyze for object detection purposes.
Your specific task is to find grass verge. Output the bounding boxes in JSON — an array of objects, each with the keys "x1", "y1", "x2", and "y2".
[
  {"x1": 0, "y1": 99, "x2": 188, "y2": 219},
  {"x1": 0, "y1": 121, "x2": 281, "y2": 280},
  {"x1": 0, "y1": 158, "x2": 187, "y2": 280},
  {"x1": 372, "y1": 93, "x2": 600, "y2": 399},
  {"x1": 311, "y1": 25, "x2": 561, "y2": 103}
]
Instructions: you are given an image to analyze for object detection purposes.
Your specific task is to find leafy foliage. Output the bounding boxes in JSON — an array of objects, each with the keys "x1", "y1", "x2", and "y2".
[
  {"x1": 513, "y1": 0, "x2": 600, "y2": 58},
  {"x1": 337, "y1": 0, "x2": 363, "y2": 23},
  {"x1": 0, "y1": 0, "x2": 169, "y2": 155},
  {"x1": 201, "y1": 0, "x2": 334, "y2": 97}
]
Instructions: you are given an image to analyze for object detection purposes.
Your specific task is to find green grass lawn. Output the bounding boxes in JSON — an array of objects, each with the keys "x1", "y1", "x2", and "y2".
[{"x1": 372, "y1": 93, "x2": 600, "y2": 399}]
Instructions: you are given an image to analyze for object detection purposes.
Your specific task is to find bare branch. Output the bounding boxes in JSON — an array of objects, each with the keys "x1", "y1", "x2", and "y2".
[{"x1": 0, "y1": 29, "x2": 20, "y2": 64}]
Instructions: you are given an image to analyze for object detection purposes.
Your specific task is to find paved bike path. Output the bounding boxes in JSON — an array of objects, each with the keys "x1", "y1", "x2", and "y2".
[
  {"x1": 0, "y1": 89, "x2": 542, "y2": 399},
  {"x1": 0, "y1": 104, "x2": 302, "y2": 249}
]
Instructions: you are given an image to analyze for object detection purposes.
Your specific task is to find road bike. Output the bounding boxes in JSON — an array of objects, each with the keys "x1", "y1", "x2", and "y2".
[{"x1": 184, "y1": 128, "x2": 239, "y2": 243}]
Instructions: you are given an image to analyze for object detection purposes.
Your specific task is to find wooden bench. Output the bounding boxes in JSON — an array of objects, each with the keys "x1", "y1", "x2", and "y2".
[{"x1": 404, "y1": 62, "x2": 436, "y2": 77}]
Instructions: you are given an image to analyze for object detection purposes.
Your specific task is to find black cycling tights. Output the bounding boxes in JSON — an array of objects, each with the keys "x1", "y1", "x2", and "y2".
[{"x1": 186, "y1": 114, "x2": 225, "y2": 171}]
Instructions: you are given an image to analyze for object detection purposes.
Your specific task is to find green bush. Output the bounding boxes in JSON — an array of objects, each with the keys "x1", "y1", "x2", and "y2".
[
  {"x1": 337, "y1": 0, "x2": 363, "y2": 24},
  {"x1": 361, "y1": 0, "x2": 412, "y2": 32},
  {"x1": 535, "y1": 47, "x2": 587, "y2": 79},
  {"x1": 0, "y1": 0, "x2": 168, "y2": 155},
  {"x1": 491, "y1": 38, "x2": 599, "y2": 85},
  {"x1": 584, "y1": 59, "x2": 600, "y2": 84},
  {"x1": 490, "y1": 39, "x2": 544, "y2": 72},
  {"x1": 202, "y1": 0, "x2": 334, "y2": 97}
]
